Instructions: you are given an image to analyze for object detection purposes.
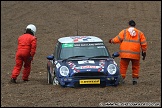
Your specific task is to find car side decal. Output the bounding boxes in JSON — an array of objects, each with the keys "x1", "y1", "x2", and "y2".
[{"x1": 56, "y1": 63, "x2": 61, "y2": 69}]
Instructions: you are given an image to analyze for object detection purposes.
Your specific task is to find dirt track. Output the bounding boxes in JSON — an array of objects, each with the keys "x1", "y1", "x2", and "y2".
[{"x1": 1, "y1": 1, "x2": 161, "y2": 107}]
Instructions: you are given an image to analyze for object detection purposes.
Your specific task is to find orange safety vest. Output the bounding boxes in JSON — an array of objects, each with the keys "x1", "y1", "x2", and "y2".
[{"x1": 111, "y1": 28, "x2": 147, "y2": 60}]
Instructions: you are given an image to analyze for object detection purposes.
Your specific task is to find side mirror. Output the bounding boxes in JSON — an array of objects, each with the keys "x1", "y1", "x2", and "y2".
[
  {"x1": 47, "y1": 55, "x2": 54, "y2": 60},
  {"x1": 112, "y1": 52, "x2": 119, "y2": 58}
]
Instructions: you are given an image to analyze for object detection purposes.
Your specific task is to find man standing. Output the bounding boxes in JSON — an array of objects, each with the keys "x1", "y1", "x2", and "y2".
[
  {"x1": 109, "y1": 20, "x2": 147, "y2": 85},
  {"x1": 10, "y1": 24, "x2": 37, "y2": 83}
]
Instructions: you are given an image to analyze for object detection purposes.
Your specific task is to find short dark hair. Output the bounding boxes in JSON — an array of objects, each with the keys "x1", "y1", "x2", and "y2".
[{"x1": 129, "y1": 20, "x2": 136, "y2": 27}]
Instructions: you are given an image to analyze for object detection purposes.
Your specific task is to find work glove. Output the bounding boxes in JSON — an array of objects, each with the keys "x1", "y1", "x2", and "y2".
[
  {"x1": 142, "y1": 51, "x2": 146, "y2": 60},
  {"x1": 109, "y1": 39, "x2": 112, "y2": 43},
  {"x1": 29, "y1": 56, "x2": 33, "y2": 61}
]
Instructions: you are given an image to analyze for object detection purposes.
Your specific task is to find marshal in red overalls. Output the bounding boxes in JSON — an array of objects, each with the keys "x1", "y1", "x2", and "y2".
[{"x1": 11, "y1": 24, "x2": 37, "y2": 82}]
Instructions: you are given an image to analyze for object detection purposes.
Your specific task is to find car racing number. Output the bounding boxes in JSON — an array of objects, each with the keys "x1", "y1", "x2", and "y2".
[{"x1": 79, "y1": 79, "x2": 100, "y2": 84}]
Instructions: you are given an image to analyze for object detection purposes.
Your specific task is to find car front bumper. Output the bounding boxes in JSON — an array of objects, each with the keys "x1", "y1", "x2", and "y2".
[{"x1": 58, "y1": 75, "x2": 121, "y2": 87}]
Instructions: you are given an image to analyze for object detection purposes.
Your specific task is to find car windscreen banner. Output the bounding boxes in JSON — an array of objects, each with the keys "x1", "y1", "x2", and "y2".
[{"x1": 62, "y1": 42, "x2": 104, "y2": 48}]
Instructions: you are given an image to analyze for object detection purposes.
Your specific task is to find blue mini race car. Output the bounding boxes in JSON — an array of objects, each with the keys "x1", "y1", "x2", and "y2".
[{"x1": 46, "y1": 36, "x2": 122, "y2": 87}]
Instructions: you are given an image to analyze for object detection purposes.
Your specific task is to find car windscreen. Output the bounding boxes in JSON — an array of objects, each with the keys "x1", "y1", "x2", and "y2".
[{"x1": 59, "y1": 42, "x2": 110, "y2": 60}]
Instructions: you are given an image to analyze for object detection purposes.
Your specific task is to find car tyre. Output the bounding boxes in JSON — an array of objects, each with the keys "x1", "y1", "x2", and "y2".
[
  {"x1": 47, "y1": 64, "x2": 53, "y2": 84},
  {"x1": 100, "y1": 82, "x2": 106, "y2": 88},
  {"x1": 114, "y1": 74, "x2": 123, "y2": 86},
  {"x1": 119, "y1": 74, "x2": 124, "y2": 85},
  {"x1": 53, "y1": 76, "x2": 59, "y2": 85}
]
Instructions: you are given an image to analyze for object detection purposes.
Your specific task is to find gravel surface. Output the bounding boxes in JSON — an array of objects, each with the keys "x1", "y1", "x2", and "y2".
[{"x1": 1, "y1": 1, "x2": 161, "y2": 107}]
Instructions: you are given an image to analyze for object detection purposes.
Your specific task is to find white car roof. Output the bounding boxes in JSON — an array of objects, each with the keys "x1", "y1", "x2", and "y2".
[{"x1": 58, "y1": 36, "x2": 103, "y2": 43}]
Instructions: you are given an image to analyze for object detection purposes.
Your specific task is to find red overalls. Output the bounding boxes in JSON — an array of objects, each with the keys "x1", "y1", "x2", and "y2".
[{"x1": 11, "y1": 33, "x2": 37, "y2": 80}]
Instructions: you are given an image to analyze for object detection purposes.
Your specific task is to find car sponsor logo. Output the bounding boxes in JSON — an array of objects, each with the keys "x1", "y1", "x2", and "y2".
[
  {"x1": 81, "y1": 66, "x2": 97, "y2": 69},
  {"x1": 75, "y1": 66, "x2": 101, "y2": 69},
  {"x1": 74, "y1": 42, "x2": 104, "y2": 47},
  {"x1": 80, "y1": 79, "x2": 100, "y2": 84},
  {"x1": 78, "y1": 60, "x2": 95, "y2": 64},
  {"x1": 62, "y1": 43, "x2": 74, "y2": 48}
]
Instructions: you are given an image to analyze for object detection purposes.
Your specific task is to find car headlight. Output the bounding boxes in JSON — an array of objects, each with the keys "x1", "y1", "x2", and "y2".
[
  {"x1": 107, "y1": 64, "x2": 116, "y2": 75},
  {"x1": 60, "y1": 66, "x2": 69, "y2": 76}
]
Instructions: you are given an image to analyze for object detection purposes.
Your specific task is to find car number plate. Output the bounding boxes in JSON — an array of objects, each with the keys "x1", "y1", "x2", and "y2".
[{"x1": 79, "y1": 79, "x2": 100, "y2": 84}]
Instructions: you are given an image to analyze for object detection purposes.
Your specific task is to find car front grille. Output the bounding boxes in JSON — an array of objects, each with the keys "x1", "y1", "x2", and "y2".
[{"x1": 72, "y1": 72, "x2": 107, "y2": 78}]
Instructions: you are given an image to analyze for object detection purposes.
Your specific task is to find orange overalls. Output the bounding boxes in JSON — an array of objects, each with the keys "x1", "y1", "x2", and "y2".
[
  {"x1": 11, "y1": 33, "x2": 37, "y2": 80},
  {"x1": 111, "y1": 27, "x2": 147, "y2": 79}
]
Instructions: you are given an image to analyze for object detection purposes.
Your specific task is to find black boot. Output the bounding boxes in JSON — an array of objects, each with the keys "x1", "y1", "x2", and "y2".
[
  {"x1": 10, "y1": 78, "x2": 16, "y2": 83},
  {"x1": 132, "y1": 78, "x2": 137, "y2": 85},
  {"x1": 23, "y1": 79, "x2": 29, "y2": 82}
]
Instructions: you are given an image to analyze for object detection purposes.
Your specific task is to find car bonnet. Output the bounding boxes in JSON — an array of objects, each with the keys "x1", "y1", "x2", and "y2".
[{"x1": 65, "y1": 59, "x2": 111, "y2": 73}]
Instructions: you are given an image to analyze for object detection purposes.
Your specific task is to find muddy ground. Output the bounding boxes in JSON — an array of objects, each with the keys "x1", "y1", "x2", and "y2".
[{"x1": 1, "y1": 1, "x2": 161, "y2": 107}]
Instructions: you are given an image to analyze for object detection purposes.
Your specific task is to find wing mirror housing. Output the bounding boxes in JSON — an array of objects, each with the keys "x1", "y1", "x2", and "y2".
[
  {"x1": 112, "y1": 52, "x2": 119, "y2": 58},
  {"x1": 47, "y1": 55, "x2": 54, "y2": 60}
]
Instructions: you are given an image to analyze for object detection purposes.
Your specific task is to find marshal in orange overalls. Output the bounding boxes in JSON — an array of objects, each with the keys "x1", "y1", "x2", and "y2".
[{"x1": 110, "y1": 27, "x2": 147, "y2": 79}]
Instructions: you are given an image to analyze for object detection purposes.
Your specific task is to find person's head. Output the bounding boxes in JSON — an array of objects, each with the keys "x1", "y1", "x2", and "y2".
[
  {"x1": 128, "y1": 20, "x2": 136, "y2": 27},
  {"x1": 25, "y1": 24, "x2": 36, "y2": 36}
]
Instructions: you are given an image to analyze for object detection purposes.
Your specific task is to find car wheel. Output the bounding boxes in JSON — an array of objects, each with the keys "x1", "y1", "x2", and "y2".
[
  {"x1": 114, "y1": 74, "x2": 123, "y2": 86},
  {"x1": 73, "y1": 82, "x2": 79, "y2": 88},
  {"x1": 47, "y1": 64, "x2": 53, "y2": 84},
  {"x1": 47, "y1": 70, "x2": 53, "y2": 84},
  {"x1": 100, "y1": 81, "x2": 106, "y2": 88},
  {"x1": 53, "y1": 76, "x2": 59, "y2": 85},
  {"x1": 119, "y1": 74, "x2": 124, "y2": 85}
]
